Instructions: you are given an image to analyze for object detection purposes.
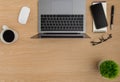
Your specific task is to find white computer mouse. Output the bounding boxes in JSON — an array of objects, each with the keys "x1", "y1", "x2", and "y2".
[{"x1": 18, "y1": 6, "x2": 30, "y2": 24}]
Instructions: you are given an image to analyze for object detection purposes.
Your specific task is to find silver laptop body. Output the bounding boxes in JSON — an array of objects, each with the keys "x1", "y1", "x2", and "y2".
[{"x1": 38, "y1": 0, "x2": 87, "y2": 38}]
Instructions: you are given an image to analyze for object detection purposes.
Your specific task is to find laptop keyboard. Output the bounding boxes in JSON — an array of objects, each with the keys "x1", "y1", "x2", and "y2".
[{"x1": 41, "y1": 15, "x2": 84, "y2": 31}]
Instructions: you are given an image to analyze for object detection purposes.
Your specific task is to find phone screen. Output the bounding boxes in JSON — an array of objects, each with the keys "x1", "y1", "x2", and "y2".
[{"x1": 90, "y1": 3, "x2": 108, "y2": 29}]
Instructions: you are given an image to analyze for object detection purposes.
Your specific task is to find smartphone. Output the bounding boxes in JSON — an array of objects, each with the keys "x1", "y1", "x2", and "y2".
[{"x1": 90, "y1": 3, "x2": 108, "y2": 29}]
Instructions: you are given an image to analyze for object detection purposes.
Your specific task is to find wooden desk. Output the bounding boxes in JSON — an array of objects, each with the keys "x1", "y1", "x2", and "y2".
[{"x1": 0, "y1": 0, "x2": 120, "y2": 82}]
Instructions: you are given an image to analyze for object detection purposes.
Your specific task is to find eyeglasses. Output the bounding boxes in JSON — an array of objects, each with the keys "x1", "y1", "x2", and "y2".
[{"x1": 91, "y1": 33, "x2": 112, "y2": 46}]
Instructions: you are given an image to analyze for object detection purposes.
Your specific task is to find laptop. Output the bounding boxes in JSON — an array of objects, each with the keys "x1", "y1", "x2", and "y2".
[{"x1": 38, "y1": 0, "x2": 89, "y2": 38}]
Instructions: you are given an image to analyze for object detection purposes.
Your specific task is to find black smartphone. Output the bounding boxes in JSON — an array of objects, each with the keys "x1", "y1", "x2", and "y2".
[{"x1": 90, "y1": 3, "x2": 108, "y2": 29}]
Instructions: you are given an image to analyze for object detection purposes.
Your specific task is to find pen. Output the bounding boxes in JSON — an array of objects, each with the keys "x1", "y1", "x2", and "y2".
[{"x1": 110, "y1": 5, "x2": 114, "y2": 30}]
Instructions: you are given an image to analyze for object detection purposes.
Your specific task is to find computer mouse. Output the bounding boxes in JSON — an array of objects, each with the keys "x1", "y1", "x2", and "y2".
[{"x1": 18, "y1": 6, "x2": 30, "y2": 24}]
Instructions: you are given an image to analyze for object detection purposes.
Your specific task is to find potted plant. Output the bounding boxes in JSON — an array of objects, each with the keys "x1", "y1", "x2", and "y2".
[{"x1": 98, "y1": 60, "x2": 120, "y2": 79}]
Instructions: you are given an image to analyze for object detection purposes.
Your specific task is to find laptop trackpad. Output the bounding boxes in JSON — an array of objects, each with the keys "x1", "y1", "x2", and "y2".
[{"x1": 52, "y1": 0, "x2": 73, "y2": 14}]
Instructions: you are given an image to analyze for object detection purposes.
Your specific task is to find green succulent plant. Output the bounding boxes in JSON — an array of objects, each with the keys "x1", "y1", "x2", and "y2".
[{"x1": 99, "y1": 60, "x2": 120, "y2": 79}]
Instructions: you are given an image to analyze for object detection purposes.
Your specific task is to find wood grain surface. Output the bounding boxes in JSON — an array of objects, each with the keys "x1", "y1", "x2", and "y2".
[{"x1": 0, "y1": 0, "x2": 120, "y2": 82}]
